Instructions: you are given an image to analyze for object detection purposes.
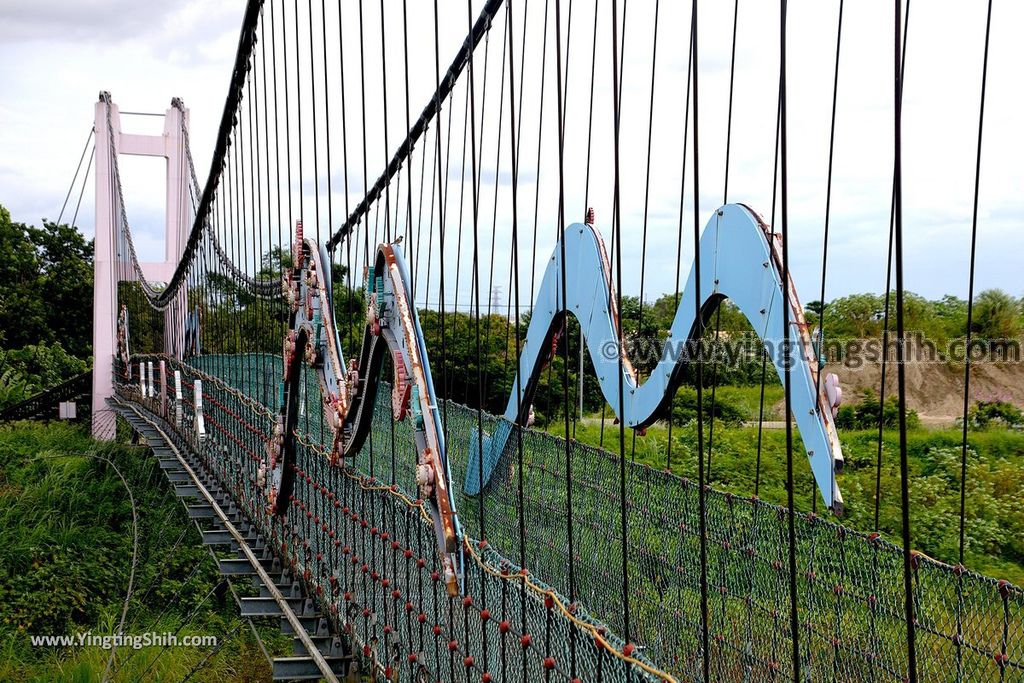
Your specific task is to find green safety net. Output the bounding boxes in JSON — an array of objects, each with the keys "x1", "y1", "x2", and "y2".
[{"x1": 130, "y1": 353, "x2": 1021, "y2": 681}]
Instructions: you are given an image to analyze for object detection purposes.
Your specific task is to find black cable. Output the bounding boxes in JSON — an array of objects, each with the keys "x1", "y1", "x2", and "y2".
[
  {"x1": 293, "y1": 0, "x2": 305, "y2": 232},
  {"x1": 465, "y1": 0, "x2": 489, "y2": 617},
  {"x1": 552, "y1": 0, "x2": 578, "y2": 672},
  {"x1": 527, "y1": 0, "x2": 551, "y2": 306},
  {"x1": 501, "y1": 3, "x2": 529, "y2": 677},
  {"x1": 306, "y1": 0, "x2": 321, "y2": 246},
  {"x1": 358, "y1": 0, "x2": 370, "y2": 268},
  {"x1": 780, "y1": 1, "x2": 803, "y2": 680},
  {"x1": 706, "y1": 0, "x2": 741, "y2": 477},
  {"x1": 432, "y1": 0, "x2": 450, "y2": 438},
  {"x1": 813, "y1": 0, "x2": 845, "y2": 515},
  {"x1": 335, "y1": 0, "x2": 354, "y2": 357},
  {"x1": 666, "y1": 22, "x2": 694, "y2": 471},
  {"x1": 608, "y1": 0, "x2": 634, "y2": 652},
  {"x1": 481, "y1": 12, "x2": 509, "y2": 405},
  {"x1": 959, "y1": 0, "x2": 993, "y2": 565},
  {"x1": 755, "y1": 72, "x2": 782, "y2": 498},
  {"x1": 572, "y1": 0, "x2": 600, "y2": 445},
  {"x1": 874, "y1": 0, "x2": 911, "y2": 532},
  {"x1": 688, "y1": 2, "x2": 710, "y2": 678},
  {"x1": 326, "y1": 0, "x2": 506, "y2": 251},
  {"x1": 450, "y1": 78, "x2": 471, "y2": 401},
  {"x1": 401, "y1": 0, "x2": 416, "y2": 297},
  {"x1": 634, "y1": 0, "x2": 661, "y2": 383},
  {"x1": 378, "y1": 0, "x2": 392, "y2": 243},
  {"x1": 892, "y1": 0, "x2": 918, "y2": 678}
]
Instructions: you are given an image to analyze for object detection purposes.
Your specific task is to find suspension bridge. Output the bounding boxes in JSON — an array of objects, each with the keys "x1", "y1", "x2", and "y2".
[{"x1": 4, "y1": 0, "x2": 1021, "y2": 680}]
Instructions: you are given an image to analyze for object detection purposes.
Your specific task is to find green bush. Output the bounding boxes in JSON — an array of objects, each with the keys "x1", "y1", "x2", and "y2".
[
  {"x1": 670, "y1": 387, "x2": 746, "y2": 425},
  {"x1": 0, "y1": 342, "x2": 88, "y2": 392},
  {"x1": 968, "y1": 399, "x2": 1024, "y2": 429},
  {"x1": 0, "y1": 368, "x2": 36, "y2": 409},
  {"x1": 836, "y1": 389, "x2": 920, "y2": 430}
]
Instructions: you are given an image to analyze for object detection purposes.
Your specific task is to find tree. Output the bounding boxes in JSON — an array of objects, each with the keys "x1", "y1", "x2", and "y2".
[
  {"x1": 822, "y1": 293, "x2": 884, "y2": 338},
  {"x1": 0, "y1": 206, "x2": 47, "y2": 350},
  {"x1": 0, "y1": 206, "x2": 94, "y2": 359},
  {"x1": 28, "y1": 219, "x2": 94, "y2": 358},
  {"x1": 972, "y1": 289, "x2": 1020, "y2": 342}
]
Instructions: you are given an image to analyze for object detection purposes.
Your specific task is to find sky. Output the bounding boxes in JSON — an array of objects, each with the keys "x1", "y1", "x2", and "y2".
[{"x1": 0, "y1": 0, "x2": 1020, "y2": 309}]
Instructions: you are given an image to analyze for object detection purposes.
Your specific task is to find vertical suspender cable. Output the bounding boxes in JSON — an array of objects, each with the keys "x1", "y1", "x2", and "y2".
[
  {"x1": 293, "y1": 0, "x2": 304, "y2": 229},
  {"x1": 667, "y1": 22, "x2": 694, "y2": 471},
  {"x1": 754, "y1": 79, "x2": 782, "y2": 497},
  {"x1": 401, "y1": 0, "x2": 415, "y2": 297},
  {"x1": 780, "y1": 0, "x2": 803, "y2": 679},
  {"x1": 688, "y1": 1, "x2": 710, "y2": 678},
  {"x1": 306, "y1": 0, "x2": 320, "y2": 245},
  {"x1": 552, "y1": 0, "x2": 578, "y2": 674},
  {"x1": 503, "y1": 5, "x2": 529, "y2": 677},
  {"x1": 465, "y1": 0, "x2": 487, "y2": 546},
  {"x1": 874, "y1": 0, "x2": 911, "y2": 531},
  {"x1": 378, "y1": 0, "x2": 392, "y2": 243},
  {"x1": 431, "y1": 0, "x2": 450, "y2": 438},
  {"x1": 707, "y1": 0, "x2": 740, "y2": 475},
  {"x1": 609, "y1": 0, "x2": 633, "y2": 652},
  {"x1": 464, "y1": 0, "x2": 492, "y2": 669},
  {"x1": 892, "y1": 0, "x2": 918, "y2": 678},
  {"x1": 812, "y1": 0, "x2": 844, "y2": 514},
  {"x1": 528, "y1": 0, "x2": 551, "y2": 307},
  {"x1": 959, "y1": 0, "x2": 993, "y2": 565},
  {"x1": 358, "y1": 0, "x2": 370, "y2": 269}
]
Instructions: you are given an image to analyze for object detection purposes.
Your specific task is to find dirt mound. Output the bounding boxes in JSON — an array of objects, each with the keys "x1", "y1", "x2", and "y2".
[{"x1": 832, "y1": 346, "x2": 1024, "y2": 426}]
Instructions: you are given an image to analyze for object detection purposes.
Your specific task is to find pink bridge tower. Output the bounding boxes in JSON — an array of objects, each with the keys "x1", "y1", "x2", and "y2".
[{"x1": 91, "y1": 92, "x2": 191, "y2": 439}]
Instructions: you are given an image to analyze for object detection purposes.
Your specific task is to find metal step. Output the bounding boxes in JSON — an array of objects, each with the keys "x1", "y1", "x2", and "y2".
[
  {"x1": 173, "y1": 484, "x2": 199, "y2": 498},
  {"x1": 280, "y1": 614, "x2": 326, "y2": 636},
  {"x1": 220, "y1": 557, "x2": 271, "y2": 576},
  {"x1": 116, "y1": 400, "x2": 350, "y2": 683},
  {"x1": 186, "y1": 504, "x2": 216, "y2": 519},
  {"x1": 259, "y1": 581, "x2": 303, "y2": 599},
  {"x1": 237, "y1": 595, "x2": 306, "y2": 617},
  {"x1": 291, "y1": 634, "x2": 340, "y2": 656},
  {"x1": 201, "y1": 529, "x2": 234, "y2": 546},
  {"x1": 271, "y1": 655, "x2": 351, "y2": 681}
]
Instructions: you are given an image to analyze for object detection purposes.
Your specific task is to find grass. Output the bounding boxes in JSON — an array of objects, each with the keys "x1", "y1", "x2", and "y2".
[{"x1": 0, "y1": 420, "x2": 286, "y2": 682}]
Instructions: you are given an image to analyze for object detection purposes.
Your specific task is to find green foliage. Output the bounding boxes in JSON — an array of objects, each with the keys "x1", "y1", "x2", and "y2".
[
  {"x1": 0, "y1": 206, "x2": 93, "y2": 359},
  {"x1": 0, "y1": 342, "x2": 88, "y2": 390},
  {"x1": 968, "y1": 399, "x2": 1024, "y2": 429},
  {"x1": 670, "y1": 387, "x2": 747, "y2": 425},
  {"x1": 836, "y1": 389, "x2": 921, "y2": 430},
  {"x1": 0, "y1": 421, "x2": 276, "y2": 681},
  {"x1": 568, "y1": 416, "x2": 1024, "y2": 584},
  {"x1": 0, "y1": 368, "x2": 36, "y2": 409},
  {"x1": 971, "y1": 288, "x2": 1021, "y2": 342}
]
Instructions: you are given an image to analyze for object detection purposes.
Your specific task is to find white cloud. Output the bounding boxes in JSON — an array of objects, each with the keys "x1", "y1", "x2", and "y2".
[{"x1": 0, "y1": 0, "x2": 1019, "y2": 307}]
